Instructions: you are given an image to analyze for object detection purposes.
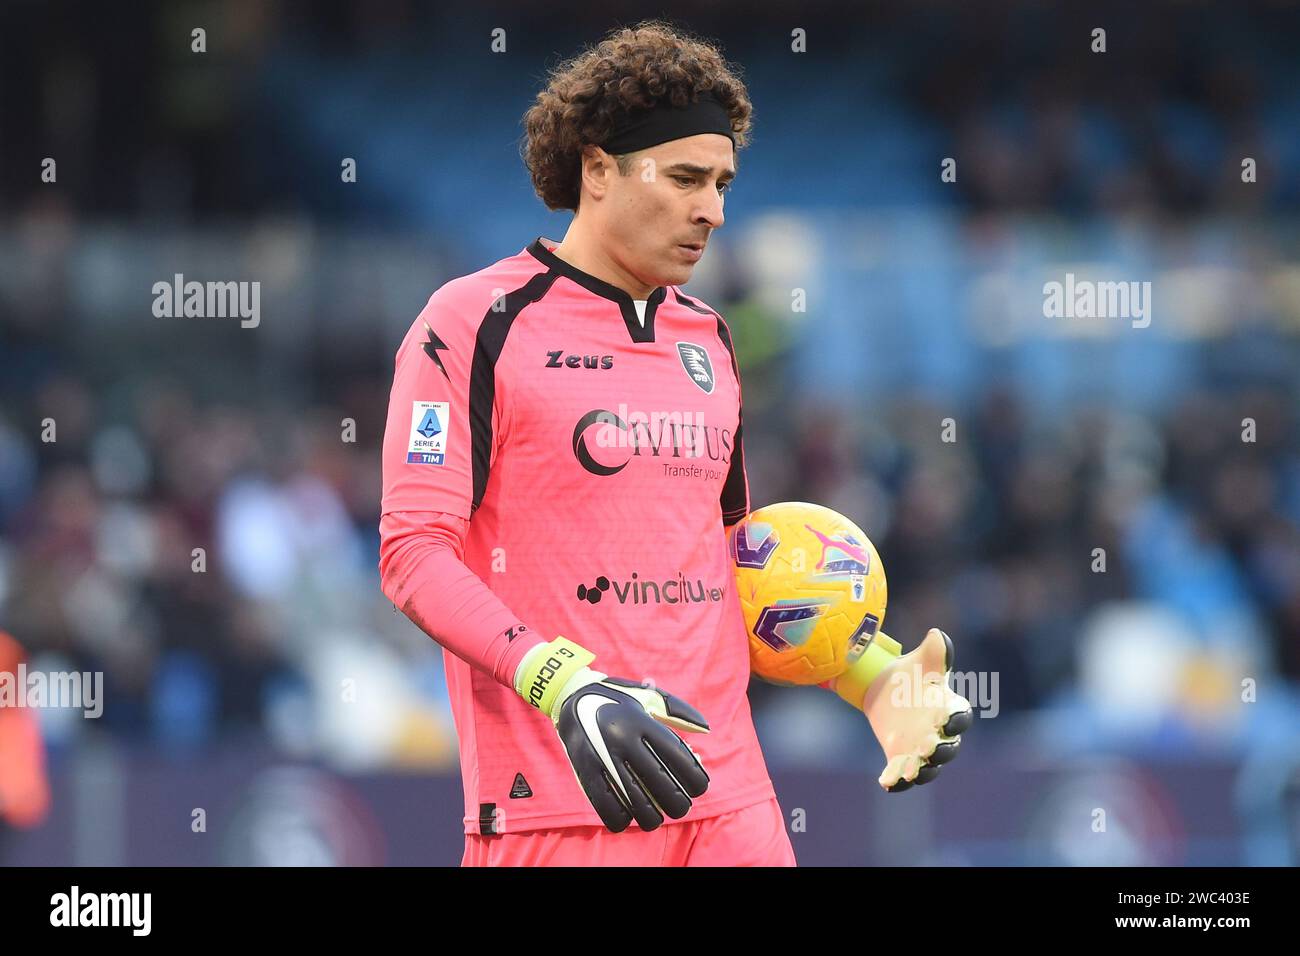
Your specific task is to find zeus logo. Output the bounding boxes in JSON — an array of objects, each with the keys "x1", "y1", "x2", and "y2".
[
  {"x1": 421, "y1": 323, "x2": 451, "y2": 381},
  {"x1": 501, "y1": 624, "x2": 529, "y2": 643},
  {"x1": 546, "y1": 350, "x2": 614, "y2": 369},
  {"x1": 571, "y1": 406, "x2": 733, "y2": 477}
]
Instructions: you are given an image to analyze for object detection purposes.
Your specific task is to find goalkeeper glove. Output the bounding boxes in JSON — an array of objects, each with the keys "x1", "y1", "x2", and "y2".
[
  {"x1": 831, "y1": 627, "x2": 973, "y2": 792},
  {"x1": 514, "y1": 636, "x2": 711, "y2": 832}
]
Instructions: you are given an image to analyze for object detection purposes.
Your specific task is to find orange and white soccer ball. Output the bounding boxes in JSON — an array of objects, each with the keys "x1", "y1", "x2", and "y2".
[{"x1": 728, "y1": 501, "x2": 888, "y2": 686}]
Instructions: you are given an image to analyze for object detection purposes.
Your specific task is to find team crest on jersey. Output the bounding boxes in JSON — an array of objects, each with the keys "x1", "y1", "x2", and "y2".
[
  {"x1": 407, "y1": 401, "x2": 449, "y2": 464},
  {"x1": 676, "y1": 342, "x2": 715, "y2": 394}
]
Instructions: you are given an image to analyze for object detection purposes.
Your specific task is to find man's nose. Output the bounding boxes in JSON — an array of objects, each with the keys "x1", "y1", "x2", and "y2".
[{"x1": 695, "y1": 190, "x2": 724, "y2": 229}]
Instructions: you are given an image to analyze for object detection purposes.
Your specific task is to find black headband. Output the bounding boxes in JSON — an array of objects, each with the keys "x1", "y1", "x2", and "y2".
[{"x1": 601, "y1": 90, "x2": 735, "y2": 154}]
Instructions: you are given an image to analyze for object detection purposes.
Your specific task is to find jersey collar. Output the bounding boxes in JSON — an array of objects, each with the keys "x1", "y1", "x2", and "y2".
[{"x1": 527, "y1": 237, "x2": 665, "y2": 344}]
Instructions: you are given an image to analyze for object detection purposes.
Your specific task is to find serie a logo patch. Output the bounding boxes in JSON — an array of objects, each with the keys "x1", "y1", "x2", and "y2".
[{"x1": 407, "y1": 401, "x2": 449, "y2": 464}]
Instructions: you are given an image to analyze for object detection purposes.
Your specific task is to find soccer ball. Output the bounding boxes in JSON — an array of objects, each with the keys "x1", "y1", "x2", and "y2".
[{"x1": 728, "y1": 501, "x2": 888, "y2": 686}]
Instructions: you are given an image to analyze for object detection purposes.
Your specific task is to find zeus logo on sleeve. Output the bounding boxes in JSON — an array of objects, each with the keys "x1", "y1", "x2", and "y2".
[{"x1": 407, "y1": 401, "x2": 449, "y2": 464}]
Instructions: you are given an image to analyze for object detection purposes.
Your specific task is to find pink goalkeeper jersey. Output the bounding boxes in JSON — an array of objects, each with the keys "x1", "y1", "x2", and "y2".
[{"x1": 380, "y1": 237, "x2": 777, "y2": 834}]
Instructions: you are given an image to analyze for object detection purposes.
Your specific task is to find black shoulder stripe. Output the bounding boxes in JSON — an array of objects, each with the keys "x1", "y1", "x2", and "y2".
[
  {"x1": 673, "y1": 287, "x2": 715, "y2": 316},
  {"x1": 673, "y1": 289, "x2": 749, "y2": 525},
  {"x1": 674, "y1": 288, "x2": 740, "y2": 378},
  {"x1": 468, "y1": 270, "x2": 559, "y2": 515}
]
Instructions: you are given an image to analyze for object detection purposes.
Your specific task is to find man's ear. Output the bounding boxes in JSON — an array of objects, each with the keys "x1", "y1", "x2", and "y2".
[{"x1": 578, "y1": 145, "x2": 613, "y2": 201}]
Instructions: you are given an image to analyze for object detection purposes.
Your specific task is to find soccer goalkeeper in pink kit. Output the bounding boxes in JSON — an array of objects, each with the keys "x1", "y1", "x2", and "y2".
[{"x1": 378, "y1": 20, "x2": 972, "y2": 867}]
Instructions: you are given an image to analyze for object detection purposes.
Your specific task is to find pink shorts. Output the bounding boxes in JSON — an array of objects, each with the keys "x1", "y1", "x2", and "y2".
[{"x1": 461, "y1": 796, "x2": 796, "y2": 867}]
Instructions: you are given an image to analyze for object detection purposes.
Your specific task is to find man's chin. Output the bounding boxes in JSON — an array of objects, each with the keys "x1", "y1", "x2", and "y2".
[{"x1": 661, "y1": 264, "x2": 696, "y2": 287}]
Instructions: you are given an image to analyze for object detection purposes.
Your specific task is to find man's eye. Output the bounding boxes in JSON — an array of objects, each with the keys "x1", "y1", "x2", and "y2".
[
  {"x1": 718, "y1": 181, "x2": 732, "y2": 194},
  {"x1": 674, "y1": 176, "x2": 695, "y2": 187}
]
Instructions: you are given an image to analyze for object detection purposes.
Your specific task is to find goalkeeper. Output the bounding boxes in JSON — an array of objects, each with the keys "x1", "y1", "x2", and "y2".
[{"x1": 378, "y1": 20, "x2": 970, "y2": 867}]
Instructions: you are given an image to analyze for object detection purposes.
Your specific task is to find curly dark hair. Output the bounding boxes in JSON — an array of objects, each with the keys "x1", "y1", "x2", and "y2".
[{"x1": 522, "y1": 20, "x2": 754, "y2": 212}]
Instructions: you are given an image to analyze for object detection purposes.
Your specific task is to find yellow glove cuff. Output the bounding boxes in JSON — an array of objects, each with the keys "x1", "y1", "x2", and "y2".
[
  {"x1": 832, "y1": 630, "x2": 903, "y2": 710},
  {"x1": 514, "y1": 636, "x2": 596, "y2": 716}
]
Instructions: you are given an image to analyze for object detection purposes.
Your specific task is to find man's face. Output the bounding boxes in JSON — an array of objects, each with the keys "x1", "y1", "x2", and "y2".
[{"x1": 599, "y1": 133, "x2": 735, "y2": 290}]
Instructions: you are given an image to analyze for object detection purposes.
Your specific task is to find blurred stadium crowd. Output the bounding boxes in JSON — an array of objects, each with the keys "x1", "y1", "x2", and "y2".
[{"x1": 2, "y1": 1, "x2": 1299, "y2": 822}]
